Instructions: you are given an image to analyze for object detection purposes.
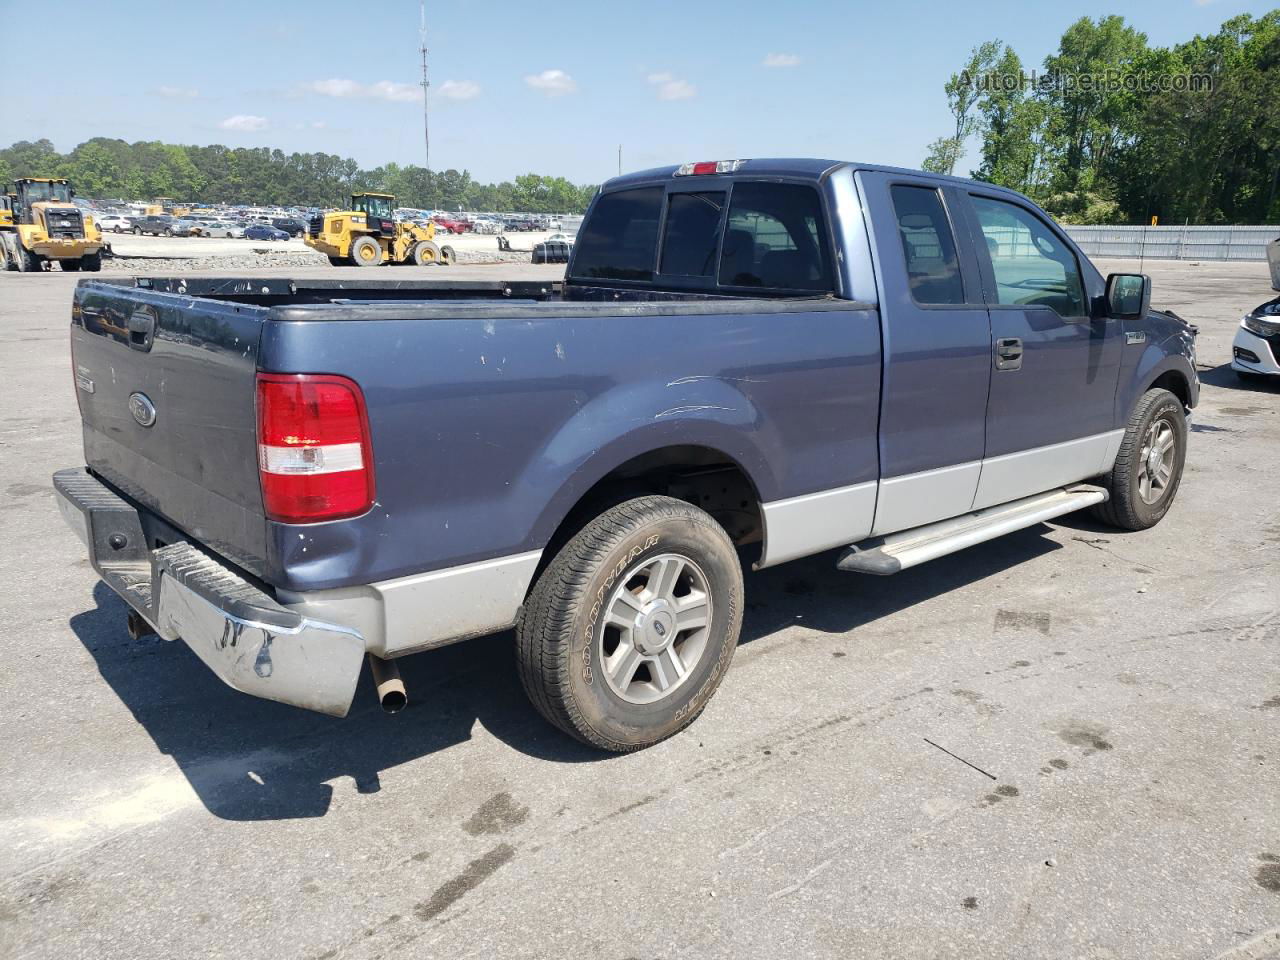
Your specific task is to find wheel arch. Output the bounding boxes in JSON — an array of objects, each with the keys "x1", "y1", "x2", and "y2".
[{"x1": 528, "y1": 435, "x2": 771, "y2": 588}]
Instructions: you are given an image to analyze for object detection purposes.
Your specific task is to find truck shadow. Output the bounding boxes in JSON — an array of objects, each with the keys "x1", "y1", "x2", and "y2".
[
  {"x1": 1198, "y1": 362, "x2": 1279, "y2": 392},
  {"x1": 68, "y1": 525, "x2": 1060, "y2": 822}
]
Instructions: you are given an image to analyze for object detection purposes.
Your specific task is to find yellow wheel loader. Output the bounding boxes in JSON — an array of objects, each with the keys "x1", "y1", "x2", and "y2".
[
  {"x1": 0, "y1": 178, "x2": 105, "y2": 272},
  {"x1": 304, "y1": 192, "x2": 455, "y2": 267}
]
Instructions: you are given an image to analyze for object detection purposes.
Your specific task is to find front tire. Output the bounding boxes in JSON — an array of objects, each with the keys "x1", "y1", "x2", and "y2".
[
  {"x1": 14, "y1": 245, "x2": 40, "y2": 272},
  {"x1": 81, "y1": 252, "x2": 102, "y2": 272},
  {"x1": 412, "y1": 240, "x2": 440, "y2": 265},
  {"x1": 517, "y1": 496, "x2": 743, "y2": 752},
  {"x1": 1092, "y1": 387, "x2": 1187, "y2": 530}
]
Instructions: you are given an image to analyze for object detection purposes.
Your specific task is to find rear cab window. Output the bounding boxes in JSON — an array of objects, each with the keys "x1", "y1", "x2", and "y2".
[{"x1": 569, "y1": 178, "x2": 833, "y2": 296}]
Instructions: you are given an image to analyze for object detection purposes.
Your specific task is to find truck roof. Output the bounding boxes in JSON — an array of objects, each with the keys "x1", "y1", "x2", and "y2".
[{"x1": 602, "y1": 157, "x2": 1027, "y2": 201}]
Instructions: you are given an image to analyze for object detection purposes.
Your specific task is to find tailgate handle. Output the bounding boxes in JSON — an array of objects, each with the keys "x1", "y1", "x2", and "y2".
[{"x1": 127, "y1": 308, "x2": 157, "y2": 352}]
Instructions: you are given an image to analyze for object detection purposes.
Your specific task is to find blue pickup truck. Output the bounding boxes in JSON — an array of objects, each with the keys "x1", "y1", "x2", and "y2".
[{"x1": 55, "y1": 158, "x2": 1199, "y2": 751}]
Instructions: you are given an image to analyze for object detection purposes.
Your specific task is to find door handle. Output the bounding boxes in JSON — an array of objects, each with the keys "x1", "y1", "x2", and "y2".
[{"x1": 995, "y1": 337, "x2": 1023, "y2": 371}]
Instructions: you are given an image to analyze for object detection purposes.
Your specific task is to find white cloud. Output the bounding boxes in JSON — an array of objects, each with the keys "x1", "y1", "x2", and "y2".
[
  {"x1": 436, "y1": 79, "x2": 481, "y2": 101},
  {"x1": 156, "y1": 85, "x2": 199, "y2": 99},
  {"x1": 647, "y1": 72, "x2": 696, "y2": 101},
  {"x1": 219, "y1": 114, "x2": 268, "y2": 132},
  {"x1": 524, "y1": 69, "x2": 577, "y2": 96},
  {"x1": 762, "y1": 53, "x2": 801, "y2": 68},
  {"x1": 303, "y1": 78, "x2": 423, "y2": 102}
]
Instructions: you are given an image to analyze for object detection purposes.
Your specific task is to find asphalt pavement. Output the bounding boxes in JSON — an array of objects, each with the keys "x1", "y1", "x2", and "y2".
[{"x1": 0, "y1": 259, "x2": 1277, "y2": 960}]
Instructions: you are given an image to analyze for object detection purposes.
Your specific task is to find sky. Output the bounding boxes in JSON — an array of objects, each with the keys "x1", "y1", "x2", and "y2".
[{"x1": 4, "y1": 0, "x2": 1274, "y2": 185}]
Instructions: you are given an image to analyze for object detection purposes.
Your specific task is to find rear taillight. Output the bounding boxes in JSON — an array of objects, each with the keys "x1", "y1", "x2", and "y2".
[{"x1": 255, "y1": 373, "x2": 375, "y2": 523}]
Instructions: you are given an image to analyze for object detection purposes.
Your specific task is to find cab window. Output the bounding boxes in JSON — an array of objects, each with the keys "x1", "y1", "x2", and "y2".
[
  {"x1": 890, "y1": 185, "x2": 965, "y2": 306},
  {"x1": 971, "y1": 195, "x2": 1086, "y2": 318}
]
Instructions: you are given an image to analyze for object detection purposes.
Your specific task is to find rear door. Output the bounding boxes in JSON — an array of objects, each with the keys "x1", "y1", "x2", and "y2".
[
  {"x1": 857, "y1": 171, "x2": 992, "y2": 535},
  {"x1": 958, "y1": 192, "x2": 1123, "y2": 509},
  {"x1": 72, "y1": 283, "x2": 271, "y2": 574}
]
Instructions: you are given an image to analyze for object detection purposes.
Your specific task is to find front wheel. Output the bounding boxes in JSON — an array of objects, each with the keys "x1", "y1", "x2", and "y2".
[
  {"x1": 517, "y1": 496, "x2": 743, "y2": 752},
  {"x1": 81, "y1": 252, "x2": 102, "y2": 272},
  {"x1": 411, "y1": 240, "x2": 440, "y2": 265},
  {"x1": 1092, "y1": 387, "x2": 1187, "y2": 530}
]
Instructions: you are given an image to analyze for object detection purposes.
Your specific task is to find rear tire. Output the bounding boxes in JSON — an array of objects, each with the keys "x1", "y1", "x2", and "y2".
[
  {"x1": 350, "y1": 235, "x2": 382, "y2": 267},
  {"x1": 1091, "y1": 387, "x2": 1187, "y2": 531},
  {"x1": 440, "y1": 244, "x2": 456, "y2": 266},
  {"x1": 517, "y1": 496, "x2": 743, "y2": 752},
  {"x1": 81, "y1": 252, "x2": 102, "y2": 272}
]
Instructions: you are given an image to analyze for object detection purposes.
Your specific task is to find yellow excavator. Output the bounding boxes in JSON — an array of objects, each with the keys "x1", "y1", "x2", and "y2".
[
  {"x1": 304, "y1": 192, "x2": 454, "y2": 267},
  {"x1": 0, "y1": 178, "x2": 105, "y2": 272}
]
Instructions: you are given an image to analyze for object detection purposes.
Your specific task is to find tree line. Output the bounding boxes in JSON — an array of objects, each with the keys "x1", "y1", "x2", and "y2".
[
  {"x1": 0, "y1": 137, "x2": 599, "y2": 213},
  {"x1": 922, "y1": 11, "x2": 1279, "y2": 224}
]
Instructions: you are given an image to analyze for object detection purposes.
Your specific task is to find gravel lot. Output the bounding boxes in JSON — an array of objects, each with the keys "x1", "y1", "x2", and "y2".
[
  {"x1": 92, "y1": 229, "x2": 554, "y2": 272},
  {"x1": 0, "y1": 259, "x2": 1277, "y2": 960}
]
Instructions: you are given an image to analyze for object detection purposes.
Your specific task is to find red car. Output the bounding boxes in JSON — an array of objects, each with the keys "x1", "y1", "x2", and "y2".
[{"x1": 431, "y1": 216, "x2": 471, "y2": 234}]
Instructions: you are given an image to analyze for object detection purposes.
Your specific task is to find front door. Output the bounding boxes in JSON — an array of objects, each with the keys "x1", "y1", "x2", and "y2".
[
  {"x1": 961, "y1": 192, "x2": 1123, "y2": 509},
  {"x1": 857, "y1": 172, "x2": 993, "y2": 535}
]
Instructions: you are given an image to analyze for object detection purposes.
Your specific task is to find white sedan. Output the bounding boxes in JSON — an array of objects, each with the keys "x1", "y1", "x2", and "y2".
[
  {"x1": 1232, "y1": 298, "x2": 1280, "y2": 381},
  {"x1": 200, "y1": 221, "x2": 246, "y2": 239},
  {"x1": 96, "y1": 214, "x2": 133, "y2": 233}
]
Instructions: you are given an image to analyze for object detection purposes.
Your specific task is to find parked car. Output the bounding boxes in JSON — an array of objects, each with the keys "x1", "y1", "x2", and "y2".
[
  {"x1": 96, "y1": 213, "x2": 133, "y2": 233},
  {"x1": 544, "y1": 232, "x2": 574, "y2": 245},
  {"x1": 471, "y1": 218, "x2": 502, "y2": 235},
  {"x1": 1231, "y1": 238, "x2": 1280, "y2": 380},
  {"x1": 200, "y1": 221, "x2": 245, "y2": 239},
  {"x1": 272, "y1": 217, "x2": 307, "y2": 238},
  {"x1": 55, "y1": 158, "x2": 1199, "y2": 752},
  {"x1": 244, "y1": 223, "x2": 289, "y2": 241},
  {"x1": 168, "y1": 218, "x2": 202, "y2": 237},
  {"x1": 432, "y1": 216, "x2": 469, "y2": 235},
  {"x1": 131, "y1": 215, "x2": 176, "y2": 236}
]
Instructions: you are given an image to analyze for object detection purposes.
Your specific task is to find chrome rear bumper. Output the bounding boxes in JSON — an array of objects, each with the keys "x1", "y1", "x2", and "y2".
[{"x1": 53, "y1": 468, "x2": 366, "y2": 716}]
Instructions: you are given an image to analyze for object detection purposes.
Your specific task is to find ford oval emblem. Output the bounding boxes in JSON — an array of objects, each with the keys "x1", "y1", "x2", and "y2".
[{"x1": 128, "y1": 392, "x2": 157, "y2": 428}]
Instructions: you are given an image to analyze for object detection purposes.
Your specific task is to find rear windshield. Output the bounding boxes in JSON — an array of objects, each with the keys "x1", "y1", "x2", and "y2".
[
  {"x1": 570, "y1": 187, "x2": 662, "y2": 281},
  {"x1": 571, "y1": 180, "x2": 831, "y2": 294}
]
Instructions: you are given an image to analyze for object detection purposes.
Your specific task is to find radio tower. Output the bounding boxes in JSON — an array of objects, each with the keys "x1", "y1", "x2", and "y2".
[{"x1": 420, "y1": 0, "x2": 430, "y2": 178}]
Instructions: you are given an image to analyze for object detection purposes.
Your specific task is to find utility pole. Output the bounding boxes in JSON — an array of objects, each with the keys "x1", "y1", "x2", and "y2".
[{"x1": 420, "y1": 0, "x2": 430, "y2": 180}]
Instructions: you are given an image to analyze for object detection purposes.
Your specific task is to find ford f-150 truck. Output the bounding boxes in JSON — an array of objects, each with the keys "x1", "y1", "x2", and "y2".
[{"x1": 54, "y1": 158, "x2": 1199, "y2": 752}]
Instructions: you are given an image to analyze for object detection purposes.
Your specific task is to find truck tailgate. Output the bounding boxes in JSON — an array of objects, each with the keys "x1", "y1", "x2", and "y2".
[{"x1": 72, "y1": 282, "x2": 270, "y2": 575}]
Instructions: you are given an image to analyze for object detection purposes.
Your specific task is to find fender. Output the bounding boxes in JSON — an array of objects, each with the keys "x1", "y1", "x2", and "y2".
[
  {"x1": 525, "y1": 376, "x2": 779, "y2": 550},
  {"x1": 1117, "y1": 339, "x2": 1197, "y2": 425}
]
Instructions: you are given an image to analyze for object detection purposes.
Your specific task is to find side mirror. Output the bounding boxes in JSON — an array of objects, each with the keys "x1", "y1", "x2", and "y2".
[{"x1": 1105, "y1": 273, "x2": 1151, "y2": 320}]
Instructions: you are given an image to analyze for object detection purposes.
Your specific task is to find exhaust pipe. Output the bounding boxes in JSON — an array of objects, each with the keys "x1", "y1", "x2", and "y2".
[{"x1": 368, "y1": 654, "x2": 407, "y2": 714}]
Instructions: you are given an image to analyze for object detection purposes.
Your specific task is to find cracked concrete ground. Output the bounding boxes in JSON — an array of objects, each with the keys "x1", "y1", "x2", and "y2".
[{"x1": 0, "y1": 259, "x2": 1277, "y2": 960}]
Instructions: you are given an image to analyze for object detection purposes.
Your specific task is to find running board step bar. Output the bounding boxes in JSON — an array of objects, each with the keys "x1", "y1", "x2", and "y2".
[{"x1": 836, "y1": 484, "x2": 1108, "y2": 575}]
